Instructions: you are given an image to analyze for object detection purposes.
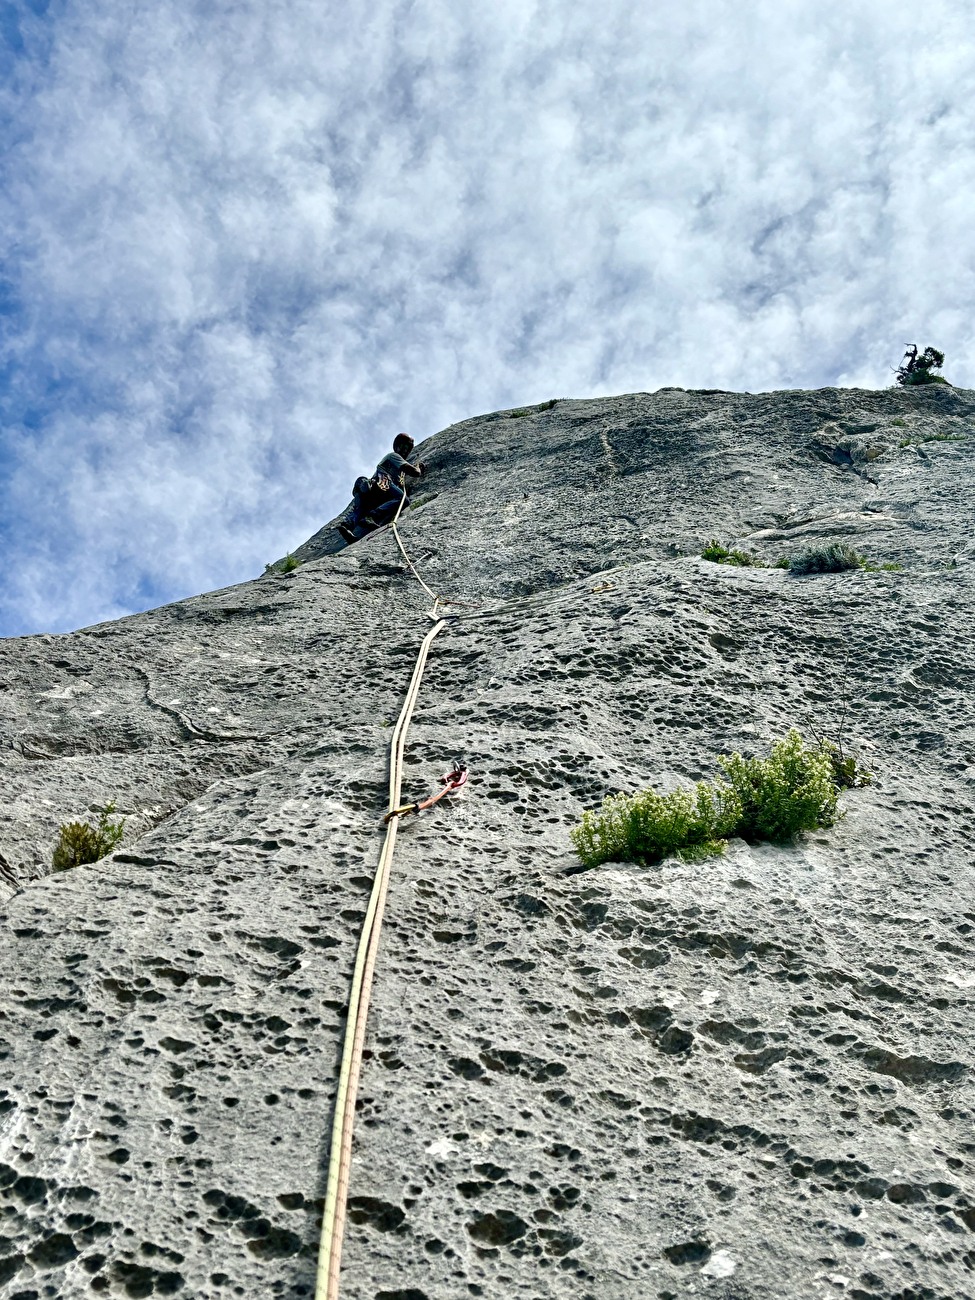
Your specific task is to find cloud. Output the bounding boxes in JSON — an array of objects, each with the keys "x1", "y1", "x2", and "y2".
[{"x1": 0, "y1": 0, "x2": 972, "y2": 634}]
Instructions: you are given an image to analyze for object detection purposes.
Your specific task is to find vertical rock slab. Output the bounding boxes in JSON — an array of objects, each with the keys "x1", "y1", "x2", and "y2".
[{"x1": 1, "y1": 385, "x2": 973, "y2": 1298}]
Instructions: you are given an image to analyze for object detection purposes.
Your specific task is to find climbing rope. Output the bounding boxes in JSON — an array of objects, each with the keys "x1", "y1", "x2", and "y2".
[
  {"x1": 361, "y1": 486, "x2": 484, "y2": 613},
  {"x1": 315, "y1": 615, "x2": 448, "y2": 1300},
  {"x1": 315, "y1": 476, "x2": 459, "y2": 1300},
  {"x1": 389, "y1": 486, "x2": 440, "y2": 610}
]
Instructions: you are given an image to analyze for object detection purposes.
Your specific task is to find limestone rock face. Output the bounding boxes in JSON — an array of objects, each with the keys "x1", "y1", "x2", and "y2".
[{"x1": 1, "y1": 386, "x2": 974, "y2": 1299}]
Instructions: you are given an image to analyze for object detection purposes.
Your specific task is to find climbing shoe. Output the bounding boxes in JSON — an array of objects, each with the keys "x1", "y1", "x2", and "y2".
[{"x1": 337, "y1": 524, "x2": 357, "y2": 545}]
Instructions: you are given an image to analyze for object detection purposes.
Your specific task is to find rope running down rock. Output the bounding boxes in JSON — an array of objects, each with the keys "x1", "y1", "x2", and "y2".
[{"x1": 315, "y1": 484, "x2": 451, "y2": 1299}]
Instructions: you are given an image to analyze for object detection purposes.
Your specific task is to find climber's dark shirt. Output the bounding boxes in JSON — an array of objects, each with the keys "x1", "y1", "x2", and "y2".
[{"x1": 375, "y1": 451, "x2": 422, "y2": 485}]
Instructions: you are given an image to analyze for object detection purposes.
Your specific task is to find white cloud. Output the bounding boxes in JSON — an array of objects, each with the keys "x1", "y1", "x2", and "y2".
[{"x1": 0, "y1": 0, "x2": 973, "y2": 634}]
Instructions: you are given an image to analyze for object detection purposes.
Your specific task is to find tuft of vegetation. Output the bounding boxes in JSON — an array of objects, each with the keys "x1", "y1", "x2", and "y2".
[
  {"x1": 508, "y1": 398, "x2": 558, "y2": 418},
  {"x1": 572, "y1": 781, "x2": 741, "y2": 870},
  {"x1": 717, "y1": 731, "x2": 837, "y2": 842},
  {"x1": 701, "y1": 540, "x2": 762, "y2": 567},
  {"x1": 899, "y1": 432, "x2": 967, "y2": 448},
  {"x1": 784, "y1": 543, "x2": 864, "y2": 574},
  {"x1": 815, "y1": 739, "x2": 873, "y2": 790},
  {"x1": 895, "y1": 344, "x2": 949, "y2": 387},
  {"x1": 53, "y1": 803, "x2": 125, "y2": 872},
  {"x1": 572, "y1": 731, "x2": 846, "y2": 870},
  {"x1": 778, "y1": 543, "x2": 900, "y2": 576},
  {"x1": 265, "y1": 554, "x2": 301, "y2": 574},
  {"x1": 407, "y1": 490, "x2": 439, "y2": 511}
]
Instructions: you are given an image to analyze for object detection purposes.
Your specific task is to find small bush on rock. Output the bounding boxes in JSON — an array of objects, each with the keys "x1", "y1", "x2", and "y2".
[
  {"x1": 572, "y1": 731, "x2": 843, "y2": 870},
  {"x1": 508, "y1": 398, "x2": 557, "y2": 418},
  {"x1": 781, "y1": 544, "x2": 902, "y2": 575},
  {"x1": 718, "y1": 731, "x2": 837, "y2": 841},
  {"x1": 898, "y1": 432, "x2": 967, "y2": 447},
  {"x1": 572, "y1": 782, "x2": 741, "y2": 869},
  {"x1": 816, "y1": 739, "x2": 873, "y2": 790},
  {"x1": 785, "y1": 543, "x2": 864, "y2": 575},
  {"x1": 701, "y1": 540, "x2": 761, "y2": 567},
  {"x1": 53, "y1": 803, "x2": 125, "y2": 872},
  {"x1": 895, "y1": 344, "x2": 949, "y2": 387},
  {"x1": 266, "y1": 554, "x2": 301, "y2": 574}
]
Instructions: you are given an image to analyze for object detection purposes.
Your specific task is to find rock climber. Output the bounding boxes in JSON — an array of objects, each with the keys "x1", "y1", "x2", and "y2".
[{"x1": 336, "y1": 434, "x2": 426, "y2": 545}]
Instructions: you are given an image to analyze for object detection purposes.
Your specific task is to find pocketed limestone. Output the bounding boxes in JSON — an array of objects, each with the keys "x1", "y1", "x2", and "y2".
[{"x1": 0, "y1": 384, "x2": 973, "y2": 1298}]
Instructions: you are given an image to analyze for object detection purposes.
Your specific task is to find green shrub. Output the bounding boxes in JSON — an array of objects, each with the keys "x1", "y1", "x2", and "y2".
[
  {"x1": 701, "y1": 540, "x2": 761, "y2": 567},
  {"x1": 898, "y1": 432, "x2": 966, "y2": 447},
  {"x1": 508, "y1": 398, "x2": 557, "y2": 418},
  {"x1": 781, "y1": 544, "x2": 902, "y2": 574},
  {"x1": 718, "y1": 731, "x2": 837, "y2": 841},
  {"x1": 571, "y1": 781, "x2": 741, "y2": 870},
  {"x1": 265, "y1": 554, "x2": 301, "y2": 574},
  {"x1": 53, "y1": 803, "x2": 125, "y2": 872},
  {"x1": 572, "y1": 731, "x2": 844, "y2": 870},
  {"x1": 785, "y1": 543, "x2": 865, "y2": 575},
  {"x1": 817, "y1": 740, "x2": 873, "y2": 790},
  {"x1": 895, "y1": 344, "x2": 949, "y2": 387}
]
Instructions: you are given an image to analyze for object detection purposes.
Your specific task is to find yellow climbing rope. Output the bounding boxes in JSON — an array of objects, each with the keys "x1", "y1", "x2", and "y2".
[
  {"x1": 390, "y1": 503, "x2": 440, "y2": 608},
  {"x1": 315, "y1": 482, "x2": 449, "y2": 1300}
]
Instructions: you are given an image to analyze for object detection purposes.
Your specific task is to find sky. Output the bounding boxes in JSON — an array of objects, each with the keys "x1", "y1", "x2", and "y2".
[{"x1": 1, "y1": 0, "x2": 973, "y2": 637}]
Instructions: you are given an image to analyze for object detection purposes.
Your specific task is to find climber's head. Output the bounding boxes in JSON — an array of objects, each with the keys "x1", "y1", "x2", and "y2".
[{"x1": 393, "y1": 433, "x2": 414, "y2": 457}]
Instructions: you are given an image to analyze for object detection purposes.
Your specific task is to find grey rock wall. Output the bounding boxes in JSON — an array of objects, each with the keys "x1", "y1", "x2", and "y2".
[{"x1": 1, "y1": 386, "x2": 973, "y2": 1299}]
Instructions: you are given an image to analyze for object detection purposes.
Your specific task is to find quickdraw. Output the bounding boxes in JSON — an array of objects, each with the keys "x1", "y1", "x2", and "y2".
[{"x1": 383, "y1": 760, "x2": 469, "y2": 823}]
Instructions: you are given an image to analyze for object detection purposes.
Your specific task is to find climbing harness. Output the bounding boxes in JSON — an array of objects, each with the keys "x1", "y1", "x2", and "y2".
[{"x1": 315, "y1": 487, "x2": 460, "y2": 1300}]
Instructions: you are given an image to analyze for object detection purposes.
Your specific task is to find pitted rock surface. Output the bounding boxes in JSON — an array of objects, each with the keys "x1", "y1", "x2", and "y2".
[{"x1": 1, "y1": 385, "x2": 974, "y2": 1299}]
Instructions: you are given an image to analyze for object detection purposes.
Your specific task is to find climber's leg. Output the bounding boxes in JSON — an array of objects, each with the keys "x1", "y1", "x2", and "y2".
[
  {"x1": 335, "y1": 476, "x2": 377, "y2": 544},
  {"x1": 367, "y1": 484, "x2": 405, "y2": 526},
  {"x1": 335, "y1": 478, "x2": 404, "y2": 546}
]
